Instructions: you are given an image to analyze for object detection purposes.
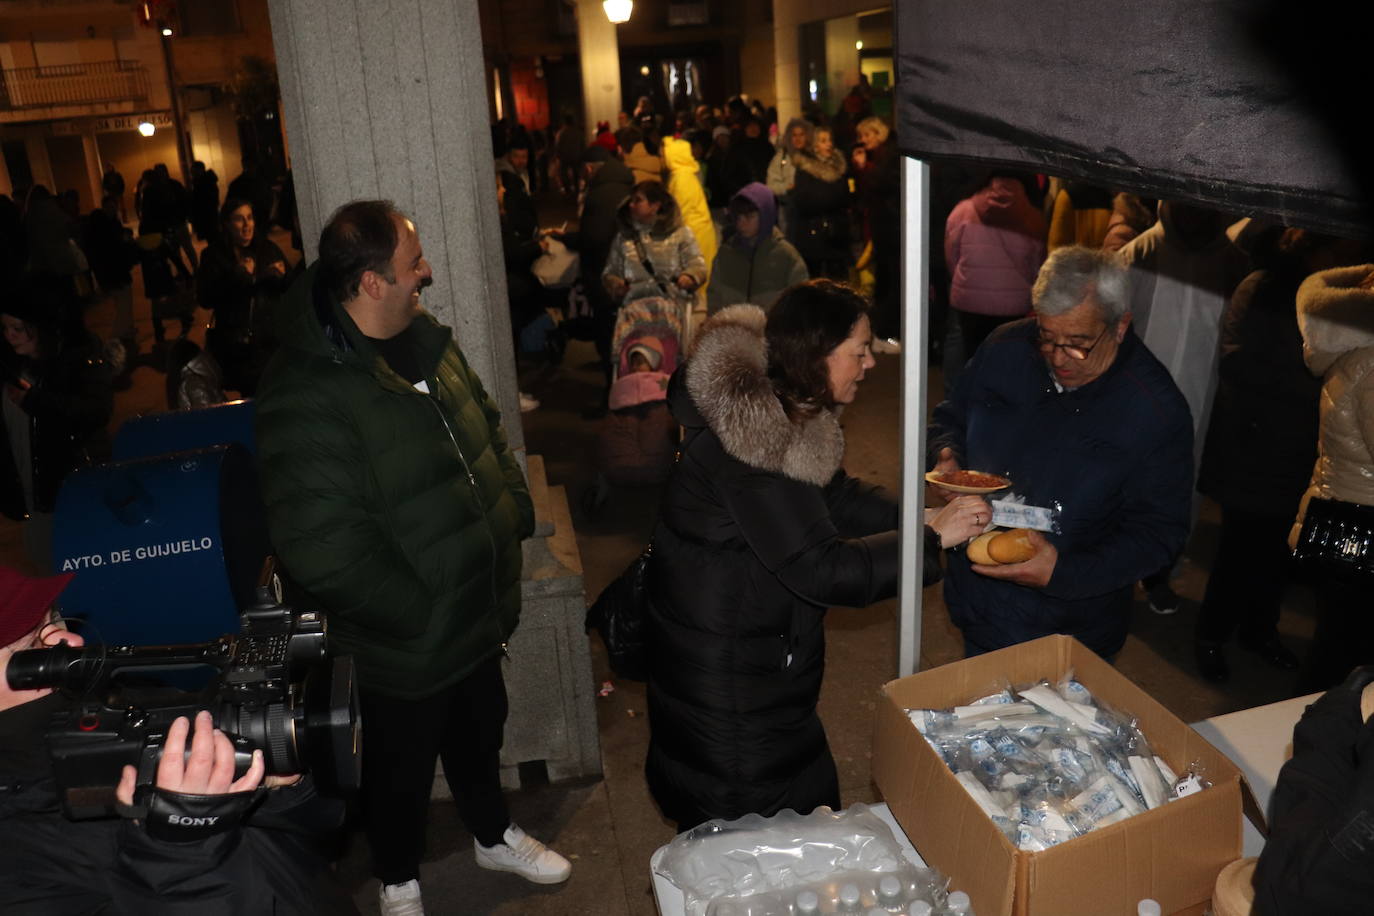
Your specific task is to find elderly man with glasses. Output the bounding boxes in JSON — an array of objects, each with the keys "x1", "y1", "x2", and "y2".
[{"x1": 928, "y1": 245, "x2": 1193, "y2": 659}]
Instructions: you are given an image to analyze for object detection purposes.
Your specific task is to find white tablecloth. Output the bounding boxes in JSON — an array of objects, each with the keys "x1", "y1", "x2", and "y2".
[{"x1": 1190, "y1": 693, "x2": 1319, "y2": 857}]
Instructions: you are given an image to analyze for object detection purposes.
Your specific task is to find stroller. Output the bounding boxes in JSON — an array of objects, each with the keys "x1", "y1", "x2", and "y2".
[{"x1": 582, "y1": 297, "x2": 685, "y2": 517}]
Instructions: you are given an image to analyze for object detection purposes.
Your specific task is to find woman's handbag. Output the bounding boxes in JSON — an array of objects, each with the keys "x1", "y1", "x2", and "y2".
[
  {"x1": 584, "y1": 546, "x2": 652, "y2": 681},
  {"x1": 1292, "y1": 497, "x2": 1374, "y2": 583}
]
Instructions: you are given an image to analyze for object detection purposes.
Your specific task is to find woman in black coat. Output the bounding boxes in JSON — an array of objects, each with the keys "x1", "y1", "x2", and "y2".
[
  {"x1": 791, "y1": 126, "x2": 853, "y2": 280},
  {"x1": 196, "y1": 197, "x2": 292, "y2": 396},
  {"x1": 645, "y1": 281, "x2": 986, "y2": 830},
  {"x1": 853, "y1": 118, "x2": 901, "y2": 345}
]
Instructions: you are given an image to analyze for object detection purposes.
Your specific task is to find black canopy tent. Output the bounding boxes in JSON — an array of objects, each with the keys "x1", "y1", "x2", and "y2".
[
  {"x1": 891, "y1": 0, "x2": 1371, "y2": 672},
  {"x1": 893, "y1": 0, "x2": 1371, "y2": 237}
]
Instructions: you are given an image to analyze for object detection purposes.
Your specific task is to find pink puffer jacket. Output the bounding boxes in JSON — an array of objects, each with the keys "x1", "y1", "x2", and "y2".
[{"x1": 945, "y1": 179, "x2": 1047, "y2": 317}]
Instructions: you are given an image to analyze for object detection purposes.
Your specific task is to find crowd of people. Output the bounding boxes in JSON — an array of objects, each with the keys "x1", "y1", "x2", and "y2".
[
  {"x1": 493, "y1": 88, "x2": 907, "y2": 417},
  {"x1": 0, "y1": 159, "x2": 302, "y2": 572}
]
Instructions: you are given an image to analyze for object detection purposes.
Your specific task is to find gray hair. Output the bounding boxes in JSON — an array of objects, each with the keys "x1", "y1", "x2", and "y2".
[{"x1": 1031, "y1": 246, "x2": 1130, "y2": 323}]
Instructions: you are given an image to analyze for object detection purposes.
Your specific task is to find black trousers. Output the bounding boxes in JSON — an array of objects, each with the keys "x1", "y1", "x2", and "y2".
[
  {"x1": 1195, "y1": 508, "x2": 1293, "y2": 646},
  {"x1": 1297, "y1": 575, "x2": 1374, "y2": 694},
  {"x1": 360, "y1": 653, "x2": 510, "y2": 886}
]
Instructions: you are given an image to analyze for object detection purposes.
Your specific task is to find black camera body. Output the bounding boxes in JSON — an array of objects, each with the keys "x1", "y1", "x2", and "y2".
[{"x1": 7, "y1": 589, "x2": 360, "y2": 820}]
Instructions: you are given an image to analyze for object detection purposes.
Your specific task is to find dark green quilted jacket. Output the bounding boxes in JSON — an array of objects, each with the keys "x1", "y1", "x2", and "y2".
[{"x1": 255, "y1": 263, "x2": 534, "y2": 699}]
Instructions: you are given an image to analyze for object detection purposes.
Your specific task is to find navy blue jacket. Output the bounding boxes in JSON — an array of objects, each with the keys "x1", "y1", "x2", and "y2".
[{"x1": 929, "y1": 318, "x2": 1192, "y2": 656}]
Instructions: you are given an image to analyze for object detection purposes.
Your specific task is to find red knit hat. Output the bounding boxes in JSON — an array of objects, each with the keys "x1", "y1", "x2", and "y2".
[{"x1": 0, "y1": 566, "x2": 74, "y2": 647}]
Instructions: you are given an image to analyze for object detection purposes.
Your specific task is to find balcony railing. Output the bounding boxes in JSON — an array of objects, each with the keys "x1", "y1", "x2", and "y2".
[{"x1": 0, "y1": 59, "x2": 150, "y2": 111}]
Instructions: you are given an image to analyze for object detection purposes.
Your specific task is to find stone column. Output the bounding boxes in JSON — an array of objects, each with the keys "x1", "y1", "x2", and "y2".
[
  {"x1": 24, "y1": 136, "x2": 55, "y2": 193},
  {"x1": 576, "y1": 0, "x2": 623, "y2": 143},
  {"x1": 81, "y1": 133, "x2": 104, "y2": 211},
  {"x1": 771, "y1": 10, "x2": 804, "y2": 129},
  {"x1": 266, "y1": 0, "x2": 519, "y2": 437}
]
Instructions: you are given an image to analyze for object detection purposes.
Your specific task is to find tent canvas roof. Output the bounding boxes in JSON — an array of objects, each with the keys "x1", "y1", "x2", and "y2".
[{"x1": 894, "y1": 0, "x2": 1372, "y2": 238}]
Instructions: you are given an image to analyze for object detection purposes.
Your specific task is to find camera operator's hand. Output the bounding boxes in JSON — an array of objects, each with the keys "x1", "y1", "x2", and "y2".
[{"x1": 116, "y1": 710, "x2": 265, "y2": 806}]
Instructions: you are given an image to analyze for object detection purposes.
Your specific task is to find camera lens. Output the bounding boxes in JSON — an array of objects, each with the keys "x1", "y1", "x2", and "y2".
[
  {"x1": 301, "y1": 655, "x2": 362, "y2": 792},
  {"x1": 6, "y1": 644, "x2": 96, "y2": 690},
  {"x1": 217, "y1": 655, "x2": 360, "y2": 791}
]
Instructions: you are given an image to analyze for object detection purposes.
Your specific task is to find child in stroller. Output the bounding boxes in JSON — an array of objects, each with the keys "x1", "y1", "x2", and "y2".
[{"x1": 584, "y1": 297, "x2": 683, "y2": 515}]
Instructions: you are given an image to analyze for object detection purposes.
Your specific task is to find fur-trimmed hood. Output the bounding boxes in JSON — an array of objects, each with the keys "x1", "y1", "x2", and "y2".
[
  {"x1": 794, "y1": 148, "x2": 847, "y2": 184},
  {"x1": 1296, "y1": 263, "x2": 1374, "y2": 375},
  {"x1": 677, "y1": 304, "x2": 844, "y2": 486}
]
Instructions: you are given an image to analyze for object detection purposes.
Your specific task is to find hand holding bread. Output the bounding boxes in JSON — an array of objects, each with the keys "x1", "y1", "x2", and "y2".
[
  {"x1": 970, "y1": 528, "x2": 1057, "y2": 588},
  {"x1": 967, "y1": 528, "x2": 1036, "y2": 565}
]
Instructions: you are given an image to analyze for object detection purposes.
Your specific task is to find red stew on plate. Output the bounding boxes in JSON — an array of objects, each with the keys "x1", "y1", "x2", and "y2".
[{"x1": 935, "y1": 470, "x2": 1009, "y2": 489}]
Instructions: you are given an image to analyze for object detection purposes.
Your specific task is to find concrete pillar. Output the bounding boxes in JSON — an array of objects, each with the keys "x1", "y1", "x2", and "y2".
[
  {"x1": 266, "y1": 0, "x2": 600, "y2": 788},
  {"x1": 576, "y1": 0, "x2": 623, "y2": 142},
  {"x1": 267, "y1": 0, "x2": 519, "y2": 436},
  {"x1": 772, "y1": 12, "x2": 803, "y2": 130},
  {"x1": 81, "y1": 133, "x2": 104, "y2": 210},
  {"x1": 24, "y1": 136, "x2": 56, "y2": 192}
]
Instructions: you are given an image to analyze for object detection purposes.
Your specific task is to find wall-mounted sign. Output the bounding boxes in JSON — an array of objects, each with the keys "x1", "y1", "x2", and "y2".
[{"x1": 50, "y1": 111, "x2": 173, "y2": 136}]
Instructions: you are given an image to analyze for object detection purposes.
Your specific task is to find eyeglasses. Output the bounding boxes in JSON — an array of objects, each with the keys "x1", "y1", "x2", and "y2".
[{"x1": 1035, "y1": 324, "x2": 1110, "y2": 361}]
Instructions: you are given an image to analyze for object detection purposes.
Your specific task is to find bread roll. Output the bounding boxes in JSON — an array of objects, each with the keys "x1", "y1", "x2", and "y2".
[
  {"x1": 967, "y1": 532, "x2": 999, "y2": 565},
  {"x1": 988, "y1": 528, "x2": 1036, "y2": 564}
]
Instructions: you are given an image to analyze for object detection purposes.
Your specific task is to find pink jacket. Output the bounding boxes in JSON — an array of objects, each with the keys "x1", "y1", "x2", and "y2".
[{"x1": 945, "y1": 179, "x2": 1047, "y2": 317}]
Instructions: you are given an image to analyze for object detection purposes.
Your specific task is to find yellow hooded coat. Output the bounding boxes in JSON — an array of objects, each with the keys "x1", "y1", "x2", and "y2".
[{"x1": 662, "y1": 137, "x2": 718, "y2": 285}]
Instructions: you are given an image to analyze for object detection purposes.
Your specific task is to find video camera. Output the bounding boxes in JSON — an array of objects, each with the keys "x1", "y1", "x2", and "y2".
[{"x1": 5, "y1": 576, "x2": 361, "y2": 820}]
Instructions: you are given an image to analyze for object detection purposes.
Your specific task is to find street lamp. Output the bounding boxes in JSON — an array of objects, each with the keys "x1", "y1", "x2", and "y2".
[
  {"x1": 138, "y1": 121, "x2": 156, "y2": 137},
  {"x1": 603, "y1": 0, "x2": 632, "y2": 23}
]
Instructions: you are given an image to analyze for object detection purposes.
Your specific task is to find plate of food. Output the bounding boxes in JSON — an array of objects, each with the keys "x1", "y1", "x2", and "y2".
[{"x1": 924, "y1": 469, "x2": 1012, "y2": 494}]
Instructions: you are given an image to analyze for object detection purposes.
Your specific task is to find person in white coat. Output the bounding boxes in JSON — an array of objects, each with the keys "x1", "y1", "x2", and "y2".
[{"x1": 1291, "y1": 263, "x2": 1374, "y2": 692}]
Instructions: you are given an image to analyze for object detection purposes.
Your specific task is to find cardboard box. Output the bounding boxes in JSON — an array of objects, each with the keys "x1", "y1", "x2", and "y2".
[{"x1": 872, "y1": 635, "x2": 1244, "y2": 916}]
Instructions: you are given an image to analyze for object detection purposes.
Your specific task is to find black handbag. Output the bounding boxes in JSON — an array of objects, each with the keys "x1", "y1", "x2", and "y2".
[
  {"x1": 1292, "y1": 497, "x2": 1374, "y2": 583},
  {"x1": 584, "y1": 546, "x2": 652, "y2": 681}
]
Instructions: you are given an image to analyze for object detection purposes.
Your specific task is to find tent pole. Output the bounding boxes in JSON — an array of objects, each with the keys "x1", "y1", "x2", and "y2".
[{"x1": 898, "y1": 155, "x2": 931, "y2": 678}]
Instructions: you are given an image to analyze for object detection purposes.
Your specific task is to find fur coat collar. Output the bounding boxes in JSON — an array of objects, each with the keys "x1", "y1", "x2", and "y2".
[
  {"x1": 793, "y1": 149, "x2": 847, "y2": 184},
  {"x1": 683, "y1": 305, "x2": 844, "y2": 486},
  {"x1": 1296, "y1": 263, "x2": 1374, "y2": 375}
]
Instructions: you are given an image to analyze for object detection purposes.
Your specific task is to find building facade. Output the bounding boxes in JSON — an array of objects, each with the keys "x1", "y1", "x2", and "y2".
[{"x1": 1, "y1": 0, "x2": 280, "y2": 217}]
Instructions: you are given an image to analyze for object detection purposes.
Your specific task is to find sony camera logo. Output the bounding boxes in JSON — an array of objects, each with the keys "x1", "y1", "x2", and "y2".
[{"x1": 167, "y1": 815, "x2": 220, "y2": 827}]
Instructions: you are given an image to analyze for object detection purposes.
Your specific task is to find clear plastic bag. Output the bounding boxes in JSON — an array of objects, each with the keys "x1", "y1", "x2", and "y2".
[{"x1": 653, "y1": 805, "x2": 948, "y2": 916}]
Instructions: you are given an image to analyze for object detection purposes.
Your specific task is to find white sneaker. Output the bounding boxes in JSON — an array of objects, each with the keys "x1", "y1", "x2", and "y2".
[
  {"x1": 379, "y1": 879, "x2": 425, "y2": 916},
  {"x1": 518, "y1": 391, "x2": 540, "y2": 412},
  {"x1": 474, "y1": 824, "x2": 571, "y2": 884},
  {"x1": 871, "y1": 337, "x2": 902, "y2": 355}
]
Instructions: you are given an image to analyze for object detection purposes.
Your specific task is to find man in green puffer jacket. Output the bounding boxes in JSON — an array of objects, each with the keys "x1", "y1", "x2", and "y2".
[{"x1": 256, "y1": 201, "x2": 570, "y2": 915}]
